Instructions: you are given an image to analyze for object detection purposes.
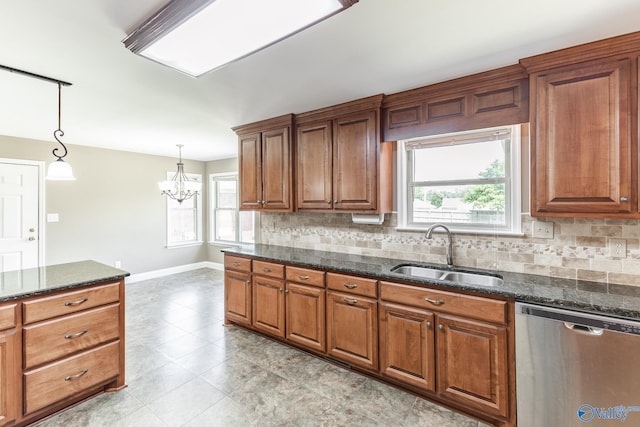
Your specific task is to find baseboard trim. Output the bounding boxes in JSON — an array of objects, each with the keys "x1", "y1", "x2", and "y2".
[{"x1": 126, "y1": 261, "x2": 224, "y2": 283}]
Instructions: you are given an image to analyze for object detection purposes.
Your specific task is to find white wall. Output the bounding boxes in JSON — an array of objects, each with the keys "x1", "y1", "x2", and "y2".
[{"x1": 1, "y1": 135, "x2": 209, "y2": 274}]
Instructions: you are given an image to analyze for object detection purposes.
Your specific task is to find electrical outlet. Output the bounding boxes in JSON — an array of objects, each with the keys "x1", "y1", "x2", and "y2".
[
  {"x1": 115, "y1": 260, "x2": 122, "y2": 268},
  {"x1": 532, "y1": 221, "x2": 554, "y2": 239},
  {"x1": 609, "y1": 238, "x2": 627, "y2": 258}
]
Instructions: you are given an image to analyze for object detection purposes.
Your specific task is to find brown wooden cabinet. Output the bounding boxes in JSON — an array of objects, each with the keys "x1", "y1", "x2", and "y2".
[
  {"x1": 379, "y1": 281, "x2": 511, "y2": 421},
  {"x1": 527, "y1": 57, "x2": 634, "y2": 215},
  {"x1": 295, "y1": 95, "x2": 392, "y2": 213},
  {"x1": 0, "y1": 305, "x2": 18, "y2": 427},
  {"x1": 285, "y1": 266, "x2": 325, "y2": 352},
  {"x1": 436, "y1": 314, "x2": 508, "y2": 418},
  {"x1": 326, "y1": 290, "x2": 378, "y2": 371},
  {"x1": 252, "y1": 261, "x2": 286, "y2": 338},
  {"x1": 234, "y1": 114, "x2": 294, "y2": 212},
  {"x1": 224, "y1": 256, "x2": 252, "y2": 326},
  {"x1": 521, "y1": 32, "x2": 640, "y2": 218},
  {"x1": 379, "y1": 302, "x2": 435, "y2": 392}
]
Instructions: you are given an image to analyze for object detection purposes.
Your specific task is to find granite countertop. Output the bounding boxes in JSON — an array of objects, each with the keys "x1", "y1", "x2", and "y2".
[
  {"x1": 0, "y1": 260, "x2": 130, "y2": 302},
  {"x1": 223, "y1": 244, "x2": 640, "y2": 320}
]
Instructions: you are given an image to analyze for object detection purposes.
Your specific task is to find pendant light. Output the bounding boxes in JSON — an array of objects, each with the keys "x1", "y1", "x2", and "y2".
[
  {"x1": 159, "y1": 144, "x2": 201, "y2": 203},
  {"x1": 0, "y1": 65, "x2": 75, "y2": 180},
  {"x1": 46, "y1": 82, "x2": 75, "y2": 180}
]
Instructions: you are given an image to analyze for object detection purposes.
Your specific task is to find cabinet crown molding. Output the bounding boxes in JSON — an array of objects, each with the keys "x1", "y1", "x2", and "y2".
[
  {"x1": 295, "y1": 94, "x2": 384, "y2": 124},
  {"x1": 520, "y1": 30, "x2": 640, "y2": 73},
  {"x1": 232, "y1": 113, "x2": 294, "y2": 135}
]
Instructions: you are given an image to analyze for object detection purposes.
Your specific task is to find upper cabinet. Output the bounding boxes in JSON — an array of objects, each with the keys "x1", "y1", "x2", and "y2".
[
  {"x1": 234, "y1": 114, "x2": 294, "y2": 212},
  {"x1": 521, "y1": 32, "x2": 640, "y2": 217},
  {"x1": 382, "y1": 65, "x2": 529, "y2": 142},
  {"x1": 295, "y1": 95, "x2": 393, "y2": 213}
]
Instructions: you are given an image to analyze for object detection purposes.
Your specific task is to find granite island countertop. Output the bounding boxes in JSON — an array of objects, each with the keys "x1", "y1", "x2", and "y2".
[
  {"x1": 223, "y1": 244, "x2": 640, "y2": 320},
  {"x1": 0, "y1": 260, "x2": 130, "y2": 302}
]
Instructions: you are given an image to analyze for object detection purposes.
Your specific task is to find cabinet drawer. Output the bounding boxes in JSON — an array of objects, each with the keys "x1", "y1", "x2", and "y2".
[
  {"x1": 23, "y1": 304, "x2": 120, "y2": 369},
  {"x1": 379, "y1": 282, "x2": 507, "y2": 324},
  {"x1": 23, "y1": 282, "x2": 120, "y2": 324},
  {"x1": 252, "y1": 260, "x2": 284, "y2": 279},
  {"x1": 224, "y1": 255, "x2": 251, "y2": 272},
  {"x1": 286, "y1": 266, "x2": 325, "y2": 287},
  {"x1": 24, "y1": 341, "x2": 120, "y2": 415},
  {"x1": 327, "y1": 273, "x2": 377, "y2": 298},
  {"x1": 0, "y1": 304, "x2": 17, "y2": 330}
]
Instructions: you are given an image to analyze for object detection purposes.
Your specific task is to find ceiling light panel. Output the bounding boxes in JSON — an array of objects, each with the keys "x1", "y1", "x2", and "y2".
[{"x1": 124, "y1": 0, "x2": 356, "y2": 77}]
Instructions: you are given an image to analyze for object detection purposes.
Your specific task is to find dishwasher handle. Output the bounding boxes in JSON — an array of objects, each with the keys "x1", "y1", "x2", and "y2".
[{"x1": 564, "y1": 322, "x2": 604, "y2": 336}]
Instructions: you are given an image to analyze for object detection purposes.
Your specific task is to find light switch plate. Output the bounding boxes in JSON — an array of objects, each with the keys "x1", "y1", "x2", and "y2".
[
  {"x1": 532, "y1": 221, "x2": 554, "y2": 239},
  {"x1": 47, "y1": 213, "x2": 59, "y2": 223},
  {"x1": 609, "y1": 238, "x2": 627, "y2": 258}
]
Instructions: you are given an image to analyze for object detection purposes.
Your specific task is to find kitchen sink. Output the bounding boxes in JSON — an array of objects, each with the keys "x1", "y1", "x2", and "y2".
[
  {"x1": 391, "y1": 264, "x2": 503, "y2": 287},
  {"x1": 390, "y1": 265, "x2": 447, "y2": 280}
]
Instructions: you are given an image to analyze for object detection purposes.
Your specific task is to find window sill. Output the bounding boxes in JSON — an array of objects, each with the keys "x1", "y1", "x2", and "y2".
[
  {"x1": 395, "y1": 226, "x2": 524, "y2": 237},
  {"x1": 166, "y1": 241, "x2": 204, "y2": 249},
  {"x1": 209, "y1": 241, "x2": 254, "y2": 247}
]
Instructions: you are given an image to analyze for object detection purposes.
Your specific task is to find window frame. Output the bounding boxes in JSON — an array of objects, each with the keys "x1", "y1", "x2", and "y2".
[
  {"x1": 209, "y1": 172, "x2": 255, "y2": 245},
  {"x1": 166, "y1": 171, "x2": 203, "y2": 248},
  {"x1": 397, "y1": 125, "x2": 522, "y2": 235}
]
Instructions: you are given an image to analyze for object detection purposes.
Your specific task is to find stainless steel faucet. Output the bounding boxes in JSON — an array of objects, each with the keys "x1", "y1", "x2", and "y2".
[{"x1": 425, "y1": 224, "x2": 454, "y2": 268}]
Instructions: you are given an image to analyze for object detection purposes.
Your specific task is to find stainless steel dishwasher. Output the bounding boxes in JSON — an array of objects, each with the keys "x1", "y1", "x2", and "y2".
[{"x1": 516, "y1": 302, "x2": 640, "y2": 427}]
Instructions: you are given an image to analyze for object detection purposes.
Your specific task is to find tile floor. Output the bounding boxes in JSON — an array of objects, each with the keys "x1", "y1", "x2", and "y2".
[{"x1": 33, "y1": 268, "x2": 492, "y2": 427}]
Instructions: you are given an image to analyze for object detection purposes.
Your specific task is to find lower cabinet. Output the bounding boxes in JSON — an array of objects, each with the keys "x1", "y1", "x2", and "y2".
[
  {"x1": 252, "y1": 275, "x2": 286, "y2": 338},
  {"x1": 326, "y1": 291, "x2": 378, "y2": 371},
  {"x1": 0, "y1": 304, "x2": 18, "y2": 427},
  {"x1": 437, "y1": 314, "x2": 508, "y2": 418},
  {"x1": 223, "y1": 254, "x2": 513, "y2": 425},
  {"x1": 285, "y1": 282, "x2": 325, "y2": 352},
  {"x1": 379, "y1": 302, "x2": 435, "y2": 391},
  {"x1": 224, "y1": 269, "x2": 252, "y2": 326}
]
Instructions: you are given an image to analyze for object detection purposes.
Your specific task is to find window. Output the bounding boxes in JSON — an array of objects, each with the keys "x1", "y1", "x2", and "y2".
[
  {"x1": 398, "y1": 126, "x2": 521, "y2": 234},
  {"x1": 209, "y1": 173, "x2": 255, "y2": 244},
  {"x1": 166, "y1": 172, "x2": 203, "y2": 247}
]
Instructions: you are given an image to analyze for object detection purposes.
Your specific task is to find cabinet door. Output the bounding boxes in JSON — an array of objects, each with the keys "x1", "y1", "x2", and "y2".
[
  {"x1": 531, "y1": 57, "x2": 633, "y2": 215},
  {"x1": 262, "y1": 127, "x2": 291, "y2": 210},
  {"x1": 436, "y1": 314, "x2": 508, "y2": 418},
  {"x1": 238, "y1": 133, "x2": 263, "y2": 210},
  {"x1": 285, "y1": 282, "x2": 325, "y2": 352},
  {"x1": 296, "y1": 120, "x2": 333, "y2": 210},
  {"x1": 333, "y1": 110, "x2": 378, "y2": 211},
  {"x1": 379, "y1": 302, "x2": 435, "y2": 392},
  {"x1": 252, "y1": 275, "x2": 285, "y2": 338},
  {"x1": 0, "y1": 329, "x2": 18, "y2": 426},
  {"x1": 224, "y1": 270, "x2": 252, "y2": 326},
  {"x1": 326, "y1": 291, "x2": 377, "y2": 371}
]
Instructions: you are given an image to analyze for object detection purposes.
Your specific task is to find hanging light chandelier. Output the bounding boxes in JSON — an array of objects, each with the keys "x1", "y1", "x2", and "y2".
[
  {"x1": 0, "y1": 64, "x2": 75, "y2": 180},
  {"x1": 159, "y1": 144, "x2": 201, "y2": 203},
  {"x1": 46, "y1": 82, "x2": 75, "y2": 180}
]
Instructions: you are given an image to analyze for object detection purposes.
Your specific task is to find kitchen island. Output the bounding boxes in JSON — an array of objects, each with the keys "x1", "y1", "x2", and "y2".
[
  {"x1": 222, "y1": 244, "x2": 640, "y2": 427},
  {"x1": 0, "y1": 260, "x2": 129, "y2": 427}
]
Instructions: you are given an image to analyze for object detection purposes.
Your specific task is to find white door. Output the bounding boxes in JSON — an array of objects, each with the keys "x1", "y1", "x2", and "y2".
[{"x1": 0, "y1": 162, "x2": 40, "y2": 272}]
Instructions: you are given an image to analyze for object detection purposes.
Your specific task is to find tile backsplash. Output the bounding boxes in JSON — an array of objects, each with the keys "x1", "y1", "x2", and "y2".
[{"x1": 259, "y1": 212, "x2": 640, "y2": 287}]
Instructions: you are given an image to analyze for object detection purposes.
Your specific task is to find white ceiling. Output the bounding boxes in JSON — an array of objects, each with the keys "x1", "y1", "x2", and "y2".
[{"x1": 2, "y1": 0, "x2": 640, "y2": 161}]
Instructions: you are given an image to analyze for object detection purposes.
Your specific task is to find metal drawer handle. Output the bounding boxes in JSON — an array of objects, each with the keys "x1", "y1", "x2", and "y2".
[
  {"x1": 298, "y1": 275, "x2": 310, "y2": 280},
  {"x1": 424, "y1": 297, "x2": 445, "y2": 306},
  {"x1": 343, "y1": 283, "x2": 358, "y2": 289},
  {"x1": 64, "y1": 297, "x2": 88, "y2": 307},
  {"x1": 65, "y1": 368, "x2": 88, "y2": 381},
  {"x1": 64, "y1": 329, "x2": 89, "y2": 339},
  {"x1": 263, "y1": 268, "x2": 272, "y2": 273},
  {"x1": 233, "y1": 262, "x2": 241, "y2": 267},
  {"x1": 343, "y1": 297, "x2": 358, "y2": 305}
]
